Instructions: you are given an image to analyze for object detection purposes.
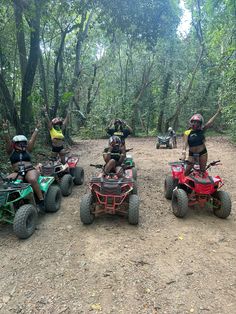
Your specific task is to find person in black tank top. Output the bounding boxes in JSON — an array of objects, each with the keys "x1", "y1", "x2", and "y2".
[
  {"x1": 2, "y1": 120, "x2": 45, "y2": 211},
  {"x1": 181, "y1": 105, "x2": 221, "y2": 175},
  {"x1": 103, "y1": 136, "x2": 126, "y2": 175}
]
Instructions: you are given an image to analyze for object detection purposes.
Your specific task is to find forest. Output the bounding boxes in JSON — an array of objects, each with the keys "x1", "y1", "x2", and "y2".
[{"x1": 0, "y1": 0, "x2": 235, "y2": 142}]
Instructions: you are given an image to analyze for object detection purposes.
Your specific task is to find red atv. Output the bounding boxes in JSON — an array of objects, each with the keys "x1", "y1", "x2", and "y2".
[
  {"x1": 164, "y1": 159, "x2": 231, "y2": 218},
  {"x1": 39, "y1": 153, "x2": 84, "y2": 196},
  {"x1": 80, "y1": 164, "x2": 139, "y2": 225}
]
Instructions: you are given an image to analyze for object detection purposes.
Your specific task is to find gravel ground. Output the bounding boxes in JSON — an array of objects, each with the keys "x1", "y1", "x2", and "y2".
[{"x1": 0, "y1": 136, "x2": 235, "y2": 314}]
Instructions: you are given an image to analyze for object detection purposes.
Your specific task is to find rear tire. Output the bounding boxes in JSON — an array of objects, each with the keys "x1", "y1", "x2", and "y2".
[
  {"x1": 164, "y1": 176, "x2": 176, "y2": 200},
  {"x1": 132, "y1": 167, "x2": 137, "y2": 180},
  {"x1": 213, "y1": 191, "x2": 231, "y2": 218},
  {"x1": 172, "y1": 188, "x2": 188, "y2": 218},
  {"x1": 60, "y1": 174, "x2": 73, "y2": 196},
  {"x1": 80, "y1": 193, "x2": 95, "y2": 224},
  {"x1": 72, "y1": 166, "x2": 84, "y2": 185},
  {"x1": 45, "y1": 185, "x2": 62, "y2": 212},
  {"x1": 168, "y1": 142, "x2": 173, "y2": 149},
  {"x1": 128, "y1": 194, "x2": 139, "y2": 225},
  {"x1": 13, "y1": 204, "x2": 38, "y2": 239}
]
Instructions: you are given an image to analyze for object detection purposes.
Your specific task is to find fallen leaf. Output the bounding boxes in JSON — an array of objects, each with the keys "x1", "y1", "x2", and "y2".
[{"x1": 91, "y1": 303, "x2": 102, "y2": 311}]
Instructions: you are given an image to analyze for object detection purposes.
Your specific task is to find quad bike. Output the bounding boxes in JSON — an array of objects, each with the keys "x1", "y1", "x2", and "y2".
[
  {"x1": 164, "y1": 158, "x2": 231, "y2": 218},
  {"x1": 0, "y1": 167, "x2": 61, "y2": 239},
  {"x1": 80, "y1": 163, "x2": 139, "y2": 225},
  {"x1": 39, "y1": 153, "x2": 84, "y2": 196},
  {"x1": 156, "y1": 134, "x2": 176, "y2": 149},
  {"x1": 123, "y1": 148, "x2": 137, "y2": 180}
]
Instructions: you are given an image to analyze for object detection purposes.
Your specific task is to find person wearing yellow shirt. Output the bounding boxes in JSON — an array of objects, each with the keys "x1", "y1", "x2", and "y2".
[{"x1": 44, "y1": 108, "x2": 69, "y2": 164}]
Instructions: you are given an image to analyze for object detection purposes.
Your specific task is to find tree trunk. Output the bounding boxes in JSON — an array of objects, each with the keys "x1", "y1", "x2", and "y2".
[
  {"x1": 20, "y1": 0, "x2": 41, "y2": 135},
  {"x1": 157, "y1": 71, "x2": 172, "y2": 132},
  {"x1": 131, "y1": 59, "x2": 155, "y2": 134},
  {"x1": 13, "y1": 0, "x2": 27, "y2": 83},
  {"x1": 0, "y1": 72, "x2": 22, "y2": 132},
  {"x1": 165, "y1": 48, "x2": 204, "y2": 131},
  {"x1": 53, "y1": 31, "x2": 67, "y2": 117},
  {"x1": 86, "y1": 63, "x2": 99, "y2": 115},
  {"x1": 38, "y1": 49, "x2": 49, "y2": 110},
  {"x1": 72, "y1": 10, "x2": 93, "y2": 115}
]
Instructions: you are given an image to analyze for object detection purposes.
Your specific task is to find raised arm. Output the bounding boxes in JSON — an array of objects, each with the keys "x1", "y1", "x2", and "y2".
[
  {"x1": 43, "y1": 106, "x2": 52, "y2": 130},
  {"x1": 27, "y1": 123, "x2": 40, "y2": 152},
  {"x1": 122, "y1": 120, "x2": 132, "y2": 134},
  {"x1": 181, "y1": 132, "x2": 189, "y2": 160},
  {"x1": 106, "y1": 119, "x2": 115, "y2": 132},
  {"x1": 62, "y1": 110, "x2": 70, "y2": 130},
  {"x1": 204, "y1": 105, "x2": 221, "y2": 129}
]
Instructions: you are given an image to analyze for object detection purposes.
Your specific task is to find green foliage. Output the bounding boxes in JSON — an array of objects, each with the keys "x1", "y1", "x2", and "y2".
[{"x1": 0, "y1": 0, "x2": 235, "y2": 143}]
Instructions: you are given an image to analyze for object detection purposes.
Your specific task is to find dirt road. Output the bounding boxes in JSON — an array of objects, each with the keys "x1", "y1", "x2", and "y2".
[{"x1": 0, "y1": 137, "x2": 235, "y2": 314}]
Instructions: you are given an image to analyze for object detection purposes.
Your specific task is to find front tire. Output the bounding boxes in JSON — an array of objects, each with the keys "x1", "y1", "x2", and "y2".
[
  {"x1": 132, "y1": 167, "x2": 137, "y2": 180},
  {"x1": 13, "y1": 204, "x2": 38, "y2": 239},
  {"x1": 213, "y1": 191, "x2": 231, "y2": 218},
  {"x1": 80, "y1": 193, "x2": 95, "y2": 224},
  {"x1": 132, "y1": 181, "x2": 138, "y2": 195},
  {"x1": 60, "y1": 174, "x2": 73, "y2": 196},
  {"x1": 156, "y1": 143, "x2": 160, "y2": 149},
  {"x1": 128, "y1": 194, "x2": 139, "y2": 225},
  {"x1": 164, "y1": 176, "x2": 176, "y2": 200},
  {"x1": 172, "y1": 188, "x2": 188, "y2": 218},
  {"x1": 45, "y1": 185, "x2": 62, "y2": 213},
  {"x1": 72, "y1": 166, "x2": 84, "y2": 185}
]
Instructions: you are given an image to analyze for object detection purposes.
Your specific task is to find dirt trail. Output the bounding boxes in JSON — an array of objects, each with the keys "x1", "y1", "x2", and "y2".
[{"x1": 0, "y1": 137, "x2": 235, "y2": 314}]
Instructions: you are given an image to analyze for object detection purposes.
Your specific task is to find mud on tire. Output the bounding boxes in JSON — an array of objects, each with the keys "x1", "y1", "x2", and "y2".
[
  {"x1": 60, "y1": 174, "x2": 73, "y2": 196},
  {"x1": 13, "y1": 204, "x2": 38, "y2": 239},
  {"x1": 213, "y1": 190, "x2": 231, "y2": 218},
  {"x1": 128, "y1": 194, "x2": 139, "y2": 225},
  {"x1": 172, "y1": 188, "x2": 188, "y2": 218},
  {"x1": 45, "y1": 185, "x2": 62, "y2": 213},
  {"x1": 80, "y1": 193, "x2": 95, "y2": 224}
]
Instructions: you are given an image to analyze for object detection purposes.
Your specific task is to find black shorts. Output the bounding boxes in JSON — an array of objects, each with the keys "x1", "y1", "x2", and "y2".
[
  {"x1": 189, "y1": 148, "x2": 207, "y2": 157},
  {"x1": 52, "y1": 145, "x2": 64, "y2": 153}
]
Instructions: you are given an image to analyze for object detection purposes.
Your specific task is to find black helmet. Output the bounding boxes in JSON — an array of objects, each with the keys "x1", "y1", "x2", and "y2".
[{"x1": 109, "y1": 135, "x2": 121, "y2": 147}]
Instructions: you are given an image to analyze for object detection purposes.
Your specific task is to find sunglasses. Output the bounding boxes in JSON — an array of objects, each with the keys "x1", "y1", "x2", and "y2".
[{"x1": 15, "y1": 141, "x2": 27, "y2": 146}]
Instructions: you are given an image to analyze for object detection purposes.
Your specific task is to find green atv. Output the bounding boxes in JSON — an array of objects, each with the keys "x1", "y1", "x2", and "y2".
[
  {"x1": 0, "y1": 172, "x2": 61, "y2": 239},
  {"x1": 124, "y1": 149, "x2": 137, "y2": 180}
]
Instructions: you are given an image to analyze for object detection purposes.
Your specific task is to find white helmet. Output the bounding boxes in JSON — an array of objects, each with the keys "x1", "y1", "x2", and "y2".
[
  {"x1": 12, "y1": 135, "x2": 28, "y2": 143},
  {"x1": 168, "y1": 127, "x2": 173, "y2": 132}
]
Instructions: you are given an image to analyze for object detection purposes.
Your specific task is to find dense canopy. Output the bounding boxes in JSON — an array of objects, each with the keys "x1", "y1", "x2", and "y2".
[{"x1": 0, "y1": 0, "x2": 235, "y2": 139}]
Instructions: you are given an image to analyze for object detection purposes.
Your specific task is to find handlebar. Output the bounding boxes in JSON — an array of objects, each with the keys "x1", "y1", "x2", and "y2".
[
  {"x1": 90, "y1": 164, "x2": 104, "y2": 169},
  {"x1": 206, "y1": 160, "x2": 221, "y2": 170}
]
